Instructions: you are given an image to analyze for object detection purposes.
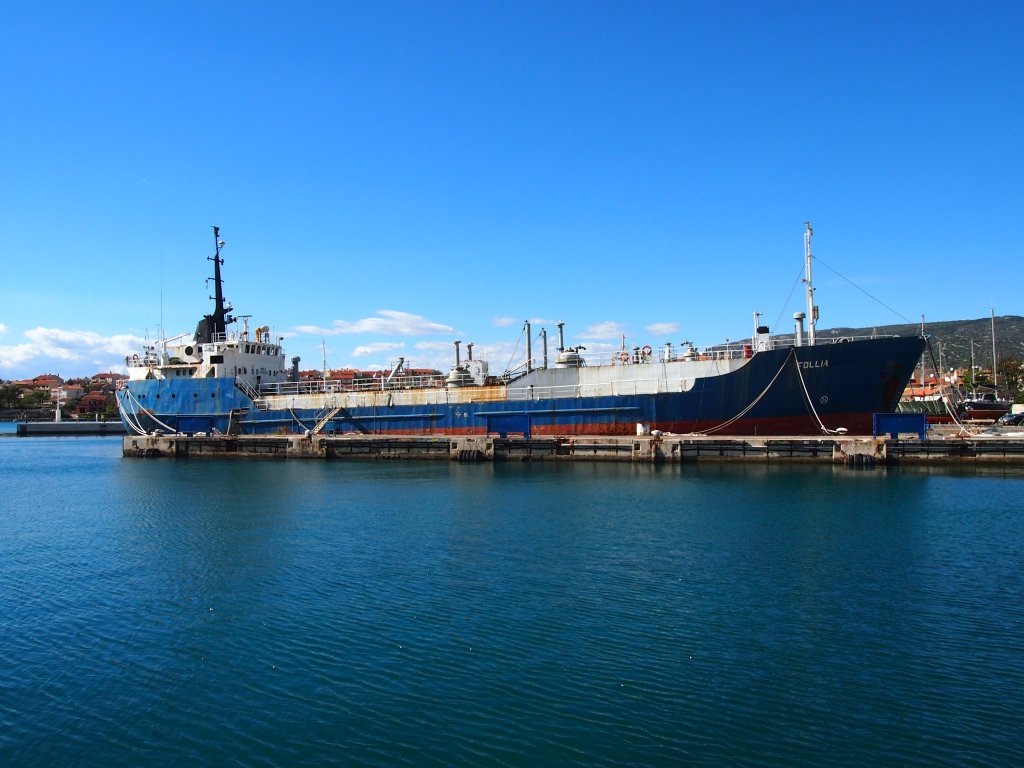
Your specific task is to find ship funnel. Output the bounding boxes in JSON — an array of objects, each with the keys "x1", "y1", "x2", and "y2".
[
  {"x1": 466, "y1": 342, "x2": 473, "y2": 361},
  {"x1": 453, "y1": 340, "x2": 462, "y2": 367},
  {"x1": 557, "y1": 321, "x2": 565, "y2": 353},
  {"x1": 794, "y1": 312, "x2": 805, "y2": 347},
  {"x1": 541, "y1": 328, "x2": 548, "y2": 369}
]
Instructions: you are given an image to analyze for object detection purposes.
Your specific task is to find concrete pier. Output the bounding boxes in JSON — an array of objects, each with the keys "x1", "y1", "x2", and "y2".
[
  {"x1": 122, "y1": 432, "x2": 1024, "y2": 466},
  {"x1": 19, "y1": 421, "x2": 126, "y2": 436}
]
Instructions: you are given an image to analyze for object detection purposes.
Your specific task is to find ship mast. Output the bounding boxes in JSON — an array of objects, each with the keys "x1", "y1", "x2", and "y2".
[
  {"x1": 803, "y1": 221, "x2": 817, "y2": 346},
  {"x1": 209, "y1": 226, "x2": 227, "y2": 337}
]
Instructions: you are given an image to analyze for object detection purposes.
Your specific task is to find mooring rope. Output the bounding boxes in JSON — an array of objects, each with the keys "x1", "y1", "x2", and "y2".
[
  {"x1": 118, "y1": 391, "x2": 148, "y2": 435},
  {"x1": 791, "y1": 353, "x2": 844, "y2": 435},
  {"x1": 689, "y1": 349, "x2": 796, "y2": 435},
  {"x1": 121, "y1": 386, "x2": 178, "y2": 434}
]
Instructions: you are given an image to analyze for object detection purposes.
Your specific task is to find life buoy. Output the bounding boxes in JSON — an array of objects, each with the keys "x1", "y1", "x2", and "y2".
[
  {"x1": 642, "y1": 345, "x2": 652, "y2": 355},
  {"x1": 618, "y1": 352, "x2": 629, "y2": 362}
]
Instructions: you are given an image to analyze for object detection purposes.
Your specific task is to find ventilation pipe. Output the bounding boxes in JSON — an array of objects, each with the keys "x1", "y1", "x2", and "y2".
[
  {"x1": 453, "y1": 340, "x2": 461, "y2": 368},
  {"x1": 794, "y1": 312, "x2": 805, "y2": 347},
  {"x1": 290, "y1": 356, "x2": 300, "y2": 383},
  {"x1": 541, "y1": 328, "x2": 548, "y2": 369},
  {"x1": 466, "y1": 343, "x2": 474, "y2": 361},
  {"x1": 525, "y1": 321, "x2": 532, "y2": 373},
  {"x1": 557, "y1": 321, "x2": 565, "y2": 353}
]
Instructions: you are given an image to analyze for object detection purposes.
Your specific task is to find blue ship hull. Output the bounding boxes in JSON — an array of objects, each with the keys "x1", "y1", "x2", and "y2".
[{"x1": 117, "y1": 335, "x2": 926, "y2": 437}]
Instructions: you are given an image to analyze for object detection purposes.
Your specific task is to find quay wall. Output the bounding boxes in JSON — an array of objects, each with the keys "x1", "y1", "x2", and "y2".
[{"x1": 122, "y1": 433, "x2": 1024, "y2": 466}]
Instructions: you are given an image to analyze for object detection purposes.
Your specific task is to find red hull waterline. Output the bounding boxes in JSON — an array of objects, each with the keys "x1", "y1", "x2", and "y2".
[{"x1": 314, "y1": 412, "x2": 881, "y2": 438}]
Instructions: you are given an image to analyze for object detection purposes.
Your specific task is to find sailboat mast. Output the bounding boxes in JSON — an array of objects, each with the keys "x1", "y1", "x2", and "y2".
[
  {"x1": 970, "y1": 339, "x2": 975, "y2": 395},
  {"x1": 991, "y1": 308, "x2": 999, "y2": 393},
  {"x1": 919, "y1": 315, "x2": 926, "y2": 388}
]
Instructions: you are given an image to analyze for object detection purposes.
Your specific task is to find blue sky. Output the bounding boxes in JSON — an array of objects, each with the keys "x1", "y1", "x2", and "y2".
[{"x1": 2, "y1": 1, "x2": 1021, "y2": 379}]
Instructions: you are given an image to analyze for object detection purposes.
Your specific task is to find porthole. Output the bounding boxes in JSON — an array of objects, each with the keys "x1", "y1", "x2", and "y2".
[{"x1": 193, "y1": 393, "x2": 199, "y2": 399}]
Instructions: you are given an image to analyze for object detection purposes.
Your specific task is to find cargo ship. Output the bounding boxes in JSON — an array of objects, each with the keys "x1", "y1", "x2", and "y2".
[{"x1": 117, "y1": 225, "x2": 926, "y2": 437}]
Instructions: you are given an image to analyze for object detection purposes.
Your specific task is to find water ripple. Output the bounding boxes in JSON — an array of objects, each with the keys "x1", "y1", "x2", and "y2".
[{"x1": 2, "y1": 450, "x2": 1023, "y2": 766}]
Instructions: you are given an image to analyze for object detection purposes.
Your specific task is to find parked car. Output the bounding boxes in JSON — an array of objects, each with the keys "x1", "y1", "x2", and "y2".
[{"x1": 996, "y1": 411, "x2": 1024, "y2": 426}]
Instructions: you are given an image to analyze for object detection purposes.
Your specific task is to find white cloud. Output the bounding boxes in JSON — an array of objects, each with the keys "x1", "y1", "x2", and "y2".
[
  {"x1": 0, "y1": 322, "x2": 8, "y2": 337},
  {"x1": 23, "y1": 328, "x2": 143, "y2": 358},
  {"x1": 578, "y1": 321, "x2": 626, "y2": 340},
  {"x1": 492, "y1": 316, "x2": 519, "y2": 327},
  {"x1": 414, "y1": 340, "x2": 455, "y2": 351},
  {"x1": 646, "y1": 322, "x2": 679, "y2": 335},
  {"x1": 294, "y1": 310, "x2": 454, "y2": 336},
  {"x1": 353, "y1": 341, "x2": 405, "y2": 357},
  {"x1": 0, "y1": 343, "x2": 37, "y2": 368},
  {"x1": 0, "y1": 327, "x2": 144, "y2": 375}
]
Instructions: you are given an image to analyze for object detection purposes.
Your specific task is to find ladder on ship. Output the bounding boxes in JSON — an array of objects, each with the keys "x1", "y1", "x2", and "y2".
[
  {"x1": 311, "y1": 406, "x2": 343, "y2": 435},
  {"x1": 234, "y1": 378, "x2": 269, "y2": 411}
]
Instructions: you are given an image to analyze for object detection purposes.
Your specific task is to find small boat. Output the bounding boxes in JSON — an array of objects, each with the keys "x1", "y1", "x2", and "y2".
[
  {"x1": 898, "y1": 379, "x2": 961, "y2": 424},
  {"x1": 960, "y1": 389, "x2": 1012, "y2": 421}
]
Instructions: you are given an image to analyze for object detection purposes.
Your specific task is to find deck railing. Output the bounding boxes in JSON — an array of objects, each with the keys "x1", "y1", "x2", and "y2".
[
  {"x1": 508, "y1": 333, "x2": 902, "y2": 372},
  {"x1": 261, "y1": 374, "x2": 447, "y2": 397}
]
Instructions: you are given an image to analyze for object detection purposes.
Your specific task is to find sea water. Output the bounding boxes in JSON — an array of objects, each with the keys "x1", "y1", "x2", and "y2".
[{"x1": 1, "y1": 433, "x2": 1022, "y2": 767}]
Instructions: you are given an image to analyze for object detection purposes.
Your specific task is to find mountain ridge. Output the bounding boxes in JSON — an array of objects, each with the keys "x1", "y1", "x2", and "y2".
[{"x1": 815, "y1": 315, "x2": 1024, "y2": 370}]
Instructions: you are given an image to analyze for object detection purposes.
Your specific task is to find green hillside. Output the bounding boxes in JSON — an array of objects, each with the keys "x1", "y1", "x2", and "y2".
[{"x1": 817, "y1": 316, "x2": 1024, "y2": 371}]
